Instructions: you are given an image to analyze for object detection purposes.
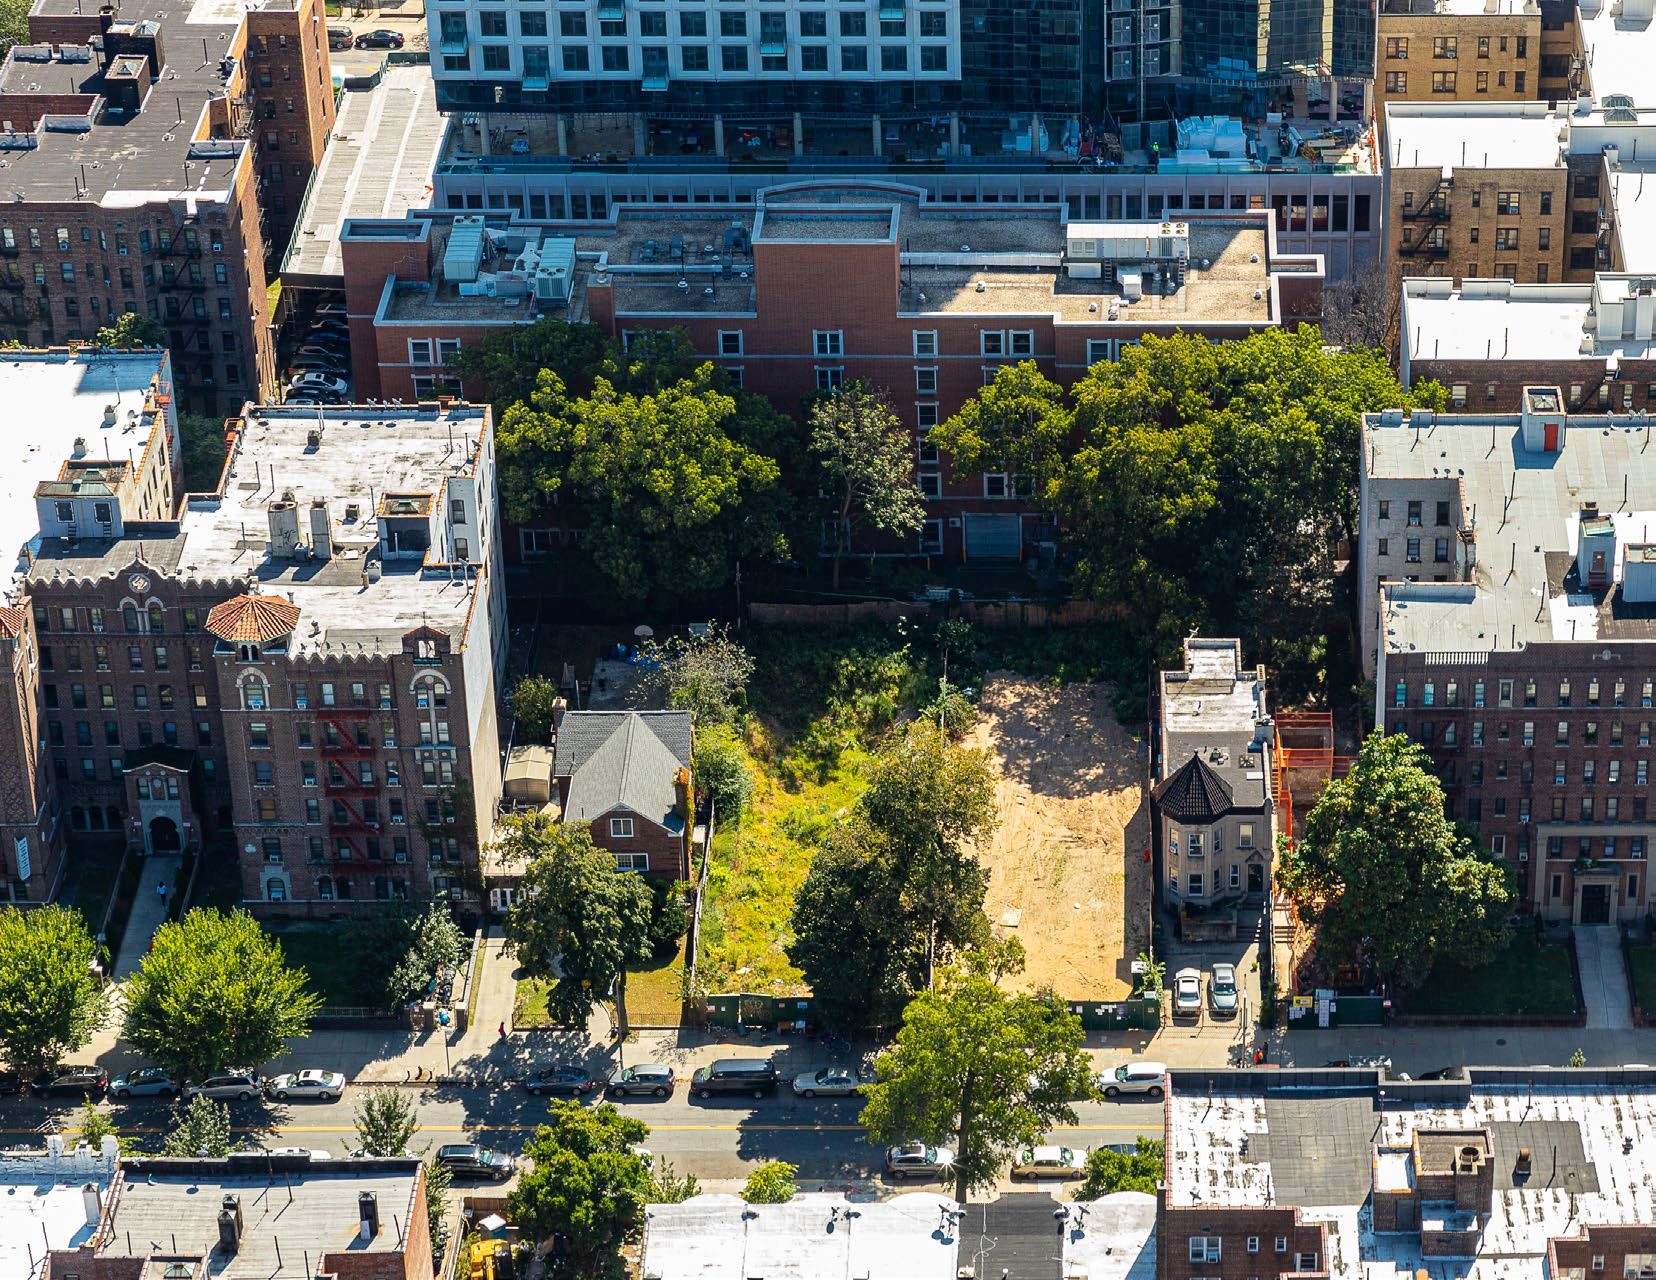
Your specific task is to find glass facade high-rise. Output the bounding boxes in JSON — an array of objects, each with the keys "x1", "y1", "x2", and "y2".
[{"x1": 1182, "y1": 0, "x2": 1373, "y2": 84}]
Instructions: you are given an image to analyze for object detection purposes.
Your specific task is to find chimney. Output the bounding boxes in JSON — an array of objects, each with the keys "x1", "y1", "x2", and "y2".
[
  {"x1": 673, "y1": 765, "x2": 691, "y2": 819},
  {"x1": 309, "y1": 499, "x2": 332, "y2": 561},
  {"x1": 551, "y1": 695, "x2": 567, "y2": 732},
  {"x1": 267, "y1": 498, "x2": 301, "y2": 558},
  {"x1": 72, "y1": 436, "x2": 87, "y2": 458},
  {"x1": 217, "y1": 1194, "x2": 243, "y2": 1254},
  {"x1": 80, "y1": 1181, "x2": 101, "y2": 1228},
  {"x1": 358, "y1": 1190, "x2": 379, "y2": 1239}
]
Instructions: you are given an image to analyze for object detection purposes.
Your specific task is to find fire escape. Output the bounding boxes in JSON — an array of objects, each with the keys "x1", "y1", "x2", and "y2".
[
  {"x1": 1400, "y1": 175, "x2": 1452, "y2": 260},
  {"x1": 320, "y1": 706, "x2": 379, "y2": 862}
]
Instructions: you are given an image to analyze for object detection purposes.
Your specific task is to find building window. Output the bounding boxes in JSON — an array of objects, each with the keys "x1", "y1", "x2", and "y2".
[
  {"x1": 1190, "y1": 1238, "x2": 1221, "y2": 1264},
  {"x1": 816, "y1": 367, "x2": 844, "y2": 392},
  {"x1": 813, "y1": 330, "x2": 843, "y2": 358},
  {"x1": 913, "y1": 330, "x2": 937, "y2": 358},
  {"x1": 610, "y1": 816, "x2": 635, "y2": 838},
  {"x1": 615, "y1": 852, "x2": 649, "y2": 872},
  {"x1": 916, "y1": 367, "x2": 937, "y2": 395},
  {"x1": 1433, "y1": 71, "x2": 1456, "y2": 91}
]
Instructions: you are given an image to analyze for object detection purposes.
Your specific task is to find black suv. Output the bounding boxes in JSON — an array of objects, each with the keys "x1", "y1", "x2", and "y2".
[{"x1": 690, "y1": 1058, "x2": 778, "y2": 1099}]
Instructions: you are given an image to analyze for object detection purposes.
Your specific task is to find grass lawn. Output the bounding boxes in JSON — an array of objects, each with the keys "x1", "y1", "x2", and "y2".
[
  {"x1": 1627, "y1": 945, "x2": 1656, "y2": 1014},
  {"x1": 266, "y1": 926, "x2": 386, "y2": 1009},
  {"x1": 1403, "y1": 932, "x2": 1579, "y2": 1018},
  {"x1": 514, "y1": 935, "x2": 691, "y2": 1029},
  {"x1": 62, "y1": 848, "x2": 125, "y2": 928}
]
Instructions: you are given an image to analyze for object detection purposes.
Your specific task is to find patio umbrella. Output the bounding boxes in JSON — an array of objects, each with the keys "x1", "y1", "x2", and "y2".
[{"x1": 634, "y1": 625, "x2": 655, "y2": 639}]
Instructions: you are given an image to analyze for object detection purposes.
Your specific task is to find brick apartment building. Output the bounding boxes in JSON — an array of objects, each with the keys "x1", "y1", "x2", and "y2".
[
  {"x1": 1160, "y1": 1067, "x2": 1656, "y2": 1280},
  {"x1": 0, "y1": 0, "x2": 336, "y2": 415},
  {"x1": 1375, "y1": 0, "x2": 1544, "y2": 124},
  {"x1": 1401, "y1": 273, "x2": 1656, "y2": 412},
  {"x1": 0, "y1": 350, "x2": 508, "y2": 915},
  {"x1": 338, "y1": 183, "x2": 1324, "y2": 563},
  {"x1": 1359, "y1": 389, "x2": 1656, "y2": 923}
]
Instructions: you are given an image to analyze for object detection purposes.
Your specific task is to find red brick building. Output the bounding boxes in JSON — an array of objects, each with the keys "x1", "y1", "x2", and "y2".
[
  {"x1": 553, "y1": 711, "x2": 695, "y2": 880},
  {"x1": 340, "y1": 184, "x2": 1324, "y2": 563}
]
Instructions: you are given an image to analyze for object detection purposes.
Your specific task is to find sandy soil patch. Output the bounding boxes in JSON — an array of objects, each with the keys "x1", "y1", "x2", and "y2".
[{"x1": 966, "y1": 673, "x2": 1151, "y2": 1000}]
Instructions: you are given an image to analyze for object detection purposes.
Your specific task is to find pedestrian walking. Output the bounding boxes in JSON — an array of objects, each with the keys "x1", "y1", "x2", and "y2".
[
  {"x1": 157, "y1": 881, "x2": 167, "y2": 900},
  {"x1": 498, "y1": 1021, "x2": 507, "y2": 1038}
]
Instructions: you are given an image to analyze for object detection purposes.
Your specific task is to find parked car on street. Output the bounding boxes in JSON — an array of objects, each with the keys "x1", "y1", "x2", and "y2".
[
  {"x1": 326, "y1": 25, "x2": 353, "y2": 49},
  {"x1": 354, "y1": 29, "x2": 404, "y2": 48},
  {"x1": 1098, "y1": 1061, "x2": 1167, "y2": 1099},
  {"x1": 34, "y1": 1066, "x2": 107, "y2": 1097},
  {"x1": 265, "y1": 1070, "x2": 345, "y2": 1102},
  {"x1": 435, "y1": 1143, "x2": 514, "y2": 1181},
  {"x1": 884, "y1": 1142, "x2": 954, "y2": 1180},
  {"x1": 1172, "y1": 967, "x2": 1202, "y2": 1017},
  {"x1": 604, "y1": 1063, "x2": 675, "y2": 1097},
  {"x1": 523, "y1": 1064, "x2": 601, "y2": 1096},
  {"x1": 1208, "y1": 963, "x2": 1238, "y2": 1017},
  {"x1": 183, "y1": 1071, "x2": 263, "y2": 1101},
  {"x1": 1010, "y1": 1145, "x2": 1088, "y2": 1179},
  {"x1": 110, "y1": 1067, "x2": 178, "y2": 1100},
  {"x1": 791, "y1": 1067, "x2": 861, "y2": 1098}
]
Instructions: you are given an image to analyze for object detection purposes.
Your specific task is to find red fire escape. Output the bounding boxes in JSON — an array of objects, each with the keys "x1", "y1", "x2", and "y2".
[{"x1": 319, "y1": 706, "x2": 379, "y2": 860}]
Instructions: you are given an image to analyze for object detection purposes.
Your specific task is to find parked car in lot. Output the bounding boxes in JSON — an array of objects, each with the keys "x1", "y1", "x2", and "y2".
[
  {"x1": 110, "y1": 1067, "x2": 178, "y2": 1100},
  {"x1": 292, "y1": 345, "x2": 347, "y2": 366},
  {"x1": 326, "y1": 25, "x2": 353, "y2": 49},
  {"x1": 183, "y1": 1071, "x2": 263, "y2": 1101},
  {"x1": 1208, "y1": 963, "x2": 1238, "y2": 1017},
  {"x1": 1172, "y1": 967, "x2": 1202, "y2": 1017},
  {"x1": 289, "y1": 355, "x2": 346, "y2": 377},
  {"x1": 1011, "y1": 1145, "x2": 1088, "y2": 1179},
  {"x1": 435, "y1": 1143, "x2": 514, "y2": 1181},
  {"x1": 354, "y1": 28, "x2": 404, "y2": 48},
  {"x1": 1098, "y1": 1061, "x2": 1167, "y2": 1099},
  {"x1": 604, "y1": 1063, "x2": 675, "y2": 1098},
  {"x1": 523, "y1": 1064, "x2": 601, "y2": 1097},
  {"x1": 884, "y1": 1142, "x2": 954, "y2": 1180},
  {"x1": 304, "y1": 327, "x2": 350, "y2": 347},
  {"x1": 791, "y1": 1067, "x2": 861, "y2": 1098},
  {"x1": 34, "y1": 1066, "x2": 107, "y2": 1097},
  {"x1": 265, "y1": 1070, "x2": 345, "y2": 1102},
  {"x1": 288, "y1": 372, "x2": 349, "y2": 397}
]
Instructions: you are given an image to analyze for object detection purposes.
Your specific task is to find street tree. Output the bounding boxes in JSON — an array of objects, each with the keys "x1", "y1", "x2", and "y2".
[
  {"x1": 1275, "y1": 732, "x2": 1515, "y2": 990},
  {"x1": 859, "y1": 942, "x2": 1093, "y2": 1203},
  {"x1": 507, "y1": 1101, "x2": 653, "y2": 1277},
  {"x1": 161, "y1": 1095, "x2": 233, "y2": 1158},
  {"x1": 0, "y1": 904, "x2": 105, "y2": 1074},
  {"x1": 447, "y1": 317, "x2": 613, "y2": 408},
  {"x1": 1076, "y1": 1138, "x2": 1164, "y2": 1199},
  {"x1": 932, "y1": 361, "x2": 1073, "y2": 506},
  {"x1": 353, "y1": 1087, "x2": 421, "y2": 1156},
  {"x1": 499, "y1": 815, "x2": 655, "y2": 1039},
  {"x1": 650, "y1": 1159, "x2": 700, "y2": 1203},
  {"x1": 381, "y1": 901, "x2": 467, "y2": 1009},
  {"x1": 509, "y1": 674, "x2": 564, "y2": 743},
  {"x1": 94, "y1": 312, "x2": 168, "y2": 349},
  {"x1": 76, "y1": 1100, "x2": 118, "y2": 1150},
  {"x1": 741, "y1": 1160, "x2": 798, "y2": 1203},
  {"x1": 120, "y1": 909, "x2": 322, "y2": 1083},
  {"x1": 629, "y1": 624, "x2": 755, "y2": 726},
  {"x1": 424, "y1": 1156, "x2": 453, "y2": 1257},
  {"x1": 810, "y1": 383, "x2": 925, "y2": 588}
]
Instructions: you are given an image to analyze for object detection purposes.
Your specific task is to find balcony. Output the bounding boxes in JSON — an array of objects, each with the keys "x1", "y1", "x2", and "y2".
[{"x1": 318, "y1": 703, "x2": 374, "y2": 718}]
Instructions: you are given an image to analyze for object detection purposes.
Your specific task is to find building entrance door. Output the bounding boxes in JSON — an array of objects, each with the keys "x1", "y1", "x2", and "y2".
[
  {"x1": 1580, "y1": 882, "x2": 1612, "y2": 924},
  {"x1": 148, "y1": 815, "x2": 181, "y2": 854},
  {"x1": 1247, "y1": 863, "x2": 1264, "y2": 895}
]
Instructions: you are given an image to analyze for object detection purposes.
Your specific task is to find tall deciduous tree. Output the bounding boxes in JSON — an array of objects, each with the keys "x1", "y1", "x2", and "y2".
[
  {"x1": 120, "y1": 909, "x2": 322, "y2": 1083},
  {"x1": 510, "y1": 674, "x2": 564, "y2": 743},
  {"x1": 499, "y1": 816, "x2": 655, "y2": 1039},
  {"x1": 447, "y1": 317, "x2": 613, "y2": 408},
  {"x1": 810, "y1": 383, "x2": 925, "y2": 588},
  {"x1": 508, "y1": 1101, "x2": 653, "y2": 1277},
  {"x1": 1275, "y1": 732, "x2": 1514, "y2": 990},
  {"x1": 354, "y1": 1087, "x2": 421, "y2": 1155},
  {"x1": 859, "y1": 943, "x2": 1093, "y2": 1203},
  {"x1": 0, "y1": 905, "x2": 104, "y2": 1074},
  {"x1": 628, "y1": 625, "x2": 755, "y2": 726},
  {"x1": 94, "y1": 312, "x2": 168, "y2": 349},
  {"x1": 931, "y1": 361, "x2": 1073, "y2": 506},
  {"x1": 1076, "y1": 1138, "x2": 1164, "y2": 1199},
  {"x1": 161, "y1": 1095, "x2": 233, "y2": 1158}
]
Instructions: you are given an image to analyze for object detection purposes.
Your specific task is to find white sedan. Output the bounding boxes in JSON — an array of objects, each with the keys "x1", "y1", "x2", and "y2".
[
  {"x1": 1173, "y1": 967, "x2": 1203, "y2": 1017},
  {"x1": 791, "y1": 1068, "x2": 861, "y2": 1098},
  {"x1": 265, "y1": 1069, "x2": 346, "y2": 1102}
]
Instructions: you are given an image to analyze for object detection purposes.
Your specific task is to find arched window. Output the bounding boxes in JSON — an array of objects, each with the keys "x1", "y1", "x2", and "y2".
[
  {"x1": 122, "y1": 603, "x2": 140, "y2": 633},
  {"x1": 265, "y1": 877, "x2": 286, "y2": 902},
  {"x1": 241, "y1": 674, "x2": 268, "y2": 710},
  {"x1": 147, "y1": 602, "x2": 164, "y2": 633},
  {"x1": 317, "y1": 876, "x2": 334, "y2": 901},
  {"x1": 411, "y1": 673, "x2": 449, "y2": 709}
]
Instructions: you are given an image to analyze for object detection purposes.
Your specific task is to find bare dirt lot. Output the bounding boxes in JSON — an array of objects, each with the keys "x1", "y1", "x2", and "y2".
[{"x1": 966, "y1": 673, "x2": 1151, "y2": 1000}]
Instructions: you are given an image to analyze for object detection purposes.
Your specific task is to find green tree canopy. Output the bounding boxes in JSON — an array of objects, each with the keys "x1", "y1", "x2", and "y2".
[
  {"x1": 507, "y1": 1101, "x2": 653, "y2": 1276},
  {"x1": 119, "y1": 908, "x2": 322, "y2": 1082},
  {"x1": 499, "y1": 815, "x2": 655, "y2": 1037},
  {"x1": 509, "y1": 674, "x2": 564, "y2": 744},
  {"x1": 353, "y1": 1087, "x2": 421, "y2": 1156},
  {"x1": 741, "y1": 1160, "x2": 798, "y2": 1203},
  {"x1": 930, "y1": 360, "x2": 1072, "y2": 506},
  {"x1": 629, "y1": 625, "x2": 755, "y2": 726},
  {"x1": 1076, "y1": 1138, "x2": 1164, "y2": 1199},
  {"x1": 494, "y1": 365, "x2": 789, "y2": 600},
  {"x1": 161, "y1": 1095, "x2": 233, "y2": 1158},
  {"x1": 859, "y1": 943, "x2": 1093, "y2": 1202},
  {"x1": 1275, "y1": 732, "x2": 1514, "y2": 989},
  {"x1": 177, "y1": 413, "x2": 231, "y2": 494},
  {"x1": 0, "y1": 904, "x2": 104, "y2": 1074},
  {"x1": 94, "y1": 313, "x2": 168, "y2": 349},
  {"x1": 810, "y1": 383, "x2": 925, "y2": 587},
  {"x1": 692, "y1": 725, "x2": 754, "y2": 822}
]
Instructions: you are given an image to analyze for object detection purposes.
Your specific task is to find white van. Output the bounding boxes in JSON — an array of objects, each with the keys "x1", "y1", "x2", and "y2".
[{"x1": 1099, "y1": 1061, "x2": 1167, "y2": 1098}]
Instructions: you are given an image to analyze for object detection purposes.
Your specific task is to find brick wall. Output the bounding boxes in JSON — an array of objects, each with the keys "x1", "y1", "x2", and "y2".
[{"x1": 1157, "y1": 1203, "x2": 1327, "y2": 1280}]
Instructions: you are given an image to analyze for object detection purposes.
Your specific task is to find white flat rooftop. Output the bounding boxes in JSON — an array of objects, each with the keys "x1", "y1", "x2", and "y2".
[
  {"x1": 0, "y1": 351, "x2": 168, "y2": 599},
  {"x1": 1611, "y1": 162, "x2": 1656, "y2": 273},
  {"x1": 0, "y1": 1146, "x2": 113, "y2": 1279},
  {"x1": 1061, "y1": 1193, "x2": 1157, "y2": 1280},
  {"x1": 1577, "y1": 0, "x2": 1656, "y2": 108},
  {"x1": 1385, "y1": 103, "x2": 1564, "y2": 172},
  {"x1": 1403, "y1": 281, "x2": 1610, "y2": 364},
  {"x1": 1366, "y1": 408, "x2": 1656, "y2": 656},
  {"x1": 284, "y1": 65, "x2": 447, "y2": 283}
]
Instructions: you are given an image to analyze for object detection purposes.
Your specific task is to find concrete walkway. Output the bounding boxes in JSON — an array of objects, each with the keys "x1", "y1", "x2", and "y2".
[
  {"x1": 111, "y1": 854, "x2": 181, "y2": 981},
  {"x1": 1576, "y1": 924, "x2": 1633, "y2": 1030}
]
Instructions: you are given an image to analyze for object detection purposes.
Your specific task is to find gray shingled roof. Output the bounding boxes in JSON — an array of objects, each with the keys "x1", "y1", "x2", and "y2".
[
  {"x1": 1152, "y1": 752, "x2": 1235, "y2": 822},
  {"x1": 555, "y1": 711, "x2": 694, "y2": 834}
]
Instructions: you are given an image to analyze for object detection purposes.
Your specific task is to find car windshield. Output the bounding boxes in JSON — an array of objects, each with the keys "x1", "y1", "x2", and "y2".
[
  {"x1": 1215, "y1": 976, "x2": 1236, "y2": 995},
  {"x1": 479, "y1": 1150, "x2": 505, "y2": 1166},
  {"x1": 1114, "y1": 1065, "x2": 1132, "y2": 1081}
]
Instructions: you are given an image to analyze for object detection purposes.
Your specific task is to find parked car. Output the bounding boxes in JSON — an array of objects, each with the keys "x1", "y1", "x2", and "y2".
[
  {"x1": 315, "y1": 301, "x2": 347, "y2": 319},
  {"x1": 326, "y1": 25, "x2": 353, "y2": 49},
  {"x1": 34, "y1": 1066, "x2": 108, "y2": 1097},
  {"x1": 303, "y1": 327, "x2": 350, "y2": 347},
  {"x1": 1011, "y1": 1145, "x2": 1088, "y2": 1179},
  {"x1": 604, "y1": 1063, "x2": 675, "y2": 1098},
  {"x1": 183, "y1": 1071, "x2": 263, "y2": 1101},
  {"x1": 354, "y1": 29, "x2": 404, "y2": 48},
  {"x1": 1208, "y1": 963, "x2": 1238, "y2": 1017},
  {"x1": 884, "y1": 1142, "x2": 954, "y2": 1180},
  {"x1": 289, "y1": 353, "x2": 346, "y2": 375},
  {"x1": 110, "y1": 1067, "x2": 179, "y2": 1100},
  {"x1": 292, "y1": 345, "x2": 347, "y2": 366},
  {"x1": 690, "y1": 1058, "x2": 778, "y2": 1099},
  {"x1": 1098, "y1": 1061, "x2": 1167, "y2": 1099},
  {"x1": 265, "y1": 1070, "x2": 345, "y2": 1102},
  {"x1": 1414, "y1": 1066, "x2": 1467, "y2": 1081},
  {"x1": 435, "y1": 1143, "x2": 514, "y2": 1181},
  {"x1": 288, "y1": 372, "x2": 349, "y2": 396},
  {"x1": 1172, "y1": 967, "x2": 1202, "y2": 1017},
  {"x1": 791, "y1": 1067, "x2": 860, "y2": 1098},
  {"x1": 523, "y1": 1064, "x2": 601, "y2": 1097}
]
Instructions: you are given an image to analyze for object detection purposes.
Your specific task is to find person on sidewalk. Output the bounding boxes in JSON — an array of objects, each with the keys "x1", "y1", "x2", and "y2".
[
  {"x1": 157, "y1": 882, "x2": 167, "y2": 900},
  {"x1": 498, "y1": 1021, "x2": 507, "y2": 1038}
]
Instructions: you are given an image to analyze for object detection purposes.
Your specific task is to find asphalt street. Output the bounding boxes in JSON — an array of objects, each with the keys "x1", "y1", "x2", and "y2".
[{"x1": 0, "y1": 1086, "x2": 1165, "y2": 1192}]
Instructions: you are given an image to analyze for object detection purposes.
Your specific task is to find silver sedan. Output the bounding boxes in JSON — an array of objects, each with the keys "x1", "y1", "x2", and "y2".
[{"x1": 791, "y1": 1067, "x2": 861, "y2": 1098}]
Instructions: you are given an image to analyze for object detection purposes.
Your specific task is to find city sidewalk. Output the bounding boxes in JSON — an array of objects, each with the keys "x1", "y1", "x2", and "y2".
[{"x1": 112, "y1": 854, "x2": 181, "y2": 981}]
